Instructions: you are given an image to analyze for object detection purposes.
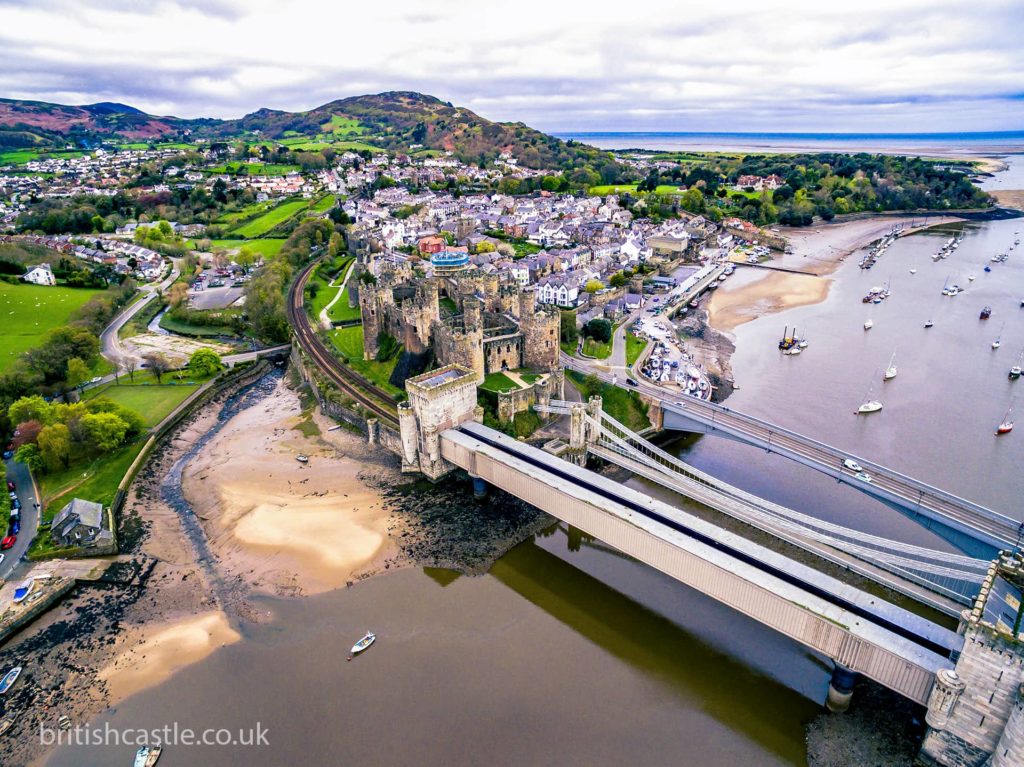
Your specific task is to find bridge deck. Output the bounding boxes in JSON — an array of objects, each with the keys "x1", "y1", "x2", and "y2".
[{"x1": 443, "y1": 423, "x2": 961, "y2": 705}]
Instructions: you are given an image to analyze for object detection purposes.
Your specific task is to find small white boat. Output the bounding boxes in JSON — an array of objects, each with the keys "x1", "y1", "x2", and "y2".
[
  {"x1": 785, "y1": 346, "x2": 802, "y2": 355},
  {"x1": 350, "y1": 631, "x2": 376, "y2": 656},
  {"x1": 134, "y1": 746, "x2": 162, "y2": 767},
  {"x1": 909, "y1": 268, "x2": 917, "y2": 274},
  {"x1": 863, "y1": 319, "x2": 874, "y2": 330},
  {"x1": 884, "y1": 351, "x2": 897, "y2": 381},
  {"x1": 296, "y1": 454, "x2": 309, "y2": 463},
  {"x1": 924, "y1": 320, "x2": 934, "y2": 328},
  {"x1": 0, "y1": 667, "x2": 22, "y2": 695},
  {"x1": 857, "y1": 400, "x2": 883, "y2": 414},
  {"x1": 12, "y1": 580, "x2": 34, "y2": 604},
  {"x1": 993, "y1": 339, "x2": 1002, "y2": 350},
  {"x1": 968, "y1": 274, "x2": 976, "y2": 281}
]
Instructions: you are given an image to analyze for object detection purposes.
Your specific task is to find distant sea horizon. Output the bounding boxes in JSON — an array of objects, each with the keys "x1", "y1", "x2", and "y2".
[{"x1": 553, "y1": 130, "x2": 1024, "y2": 155}]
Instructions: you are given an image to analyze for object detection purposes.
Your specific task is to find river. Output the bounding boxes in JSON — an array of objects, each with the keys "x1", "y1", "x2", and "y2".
[{"x1": 44, "y1": 157, "x2": 1024, "y2": 767}]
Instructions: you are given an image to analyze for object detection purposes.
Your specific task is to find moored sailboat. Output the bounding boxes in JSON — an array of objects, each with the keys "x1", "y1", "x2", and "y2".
[
  {"x1": 883, "y1": 351, "x2": 897, "y2": 381},
  {"x1": 856, "y1": 375, "x2": 883, "y2": 415}
]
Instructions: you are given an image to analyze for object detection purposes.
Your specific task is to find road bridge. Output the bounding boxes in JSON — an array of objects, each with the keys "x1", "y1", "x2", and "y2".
[
  {"x1": 441, "y1": 420, "x2": 961, "y2": 707},
  {"x1": 562, "y1": 356, "x2": 1020, "y2": 559}
]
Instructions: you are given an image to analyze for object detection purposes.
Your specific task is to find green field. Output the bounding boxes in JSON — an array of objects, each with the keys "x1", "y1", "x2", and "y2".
[
  {"x1": 199, "y1": 239, "x2": 286, "y2": 258},
  {"x1": 85, "y1": 378, "x2": 203, "y2": 427},
  {"x1": 0, "y1": 148, "x2": 87, "y2": 166},
  {"x1": 329, "y1": 325, "x2": 403, "y2": 397},
  {"x1": 626, "y1": 331, "x2": 648, "y2": 367},
  {"x1": 0, "y1": 283, "x2": 105, "y2": 372},
  {"x1": 208, "y1": 162, "x2": 301, "y2": 176},
  {"x1": 310, "y1": 195, "x2": 337, "y2": 213},
  {"x1": 229, "y1": 198, "x2": 311, "y2": 238},
  {"x1": 588, "y1": 184, "x2": 687, "y2": 196},
  {"x1": 480, "y1": 371, "x2": 521, "y2": 392},
  {"x1": 159, "y1": 313, "x2": 236, "y2": 337},
  {"x1": 38, "y1": 439, "x2": 145, "y2": 525},
  {"x1": 328, "y1": 263, "x2": 361, "y2": 323},
  {"x1": 322, "y1": 115, "x2": 365, "y2": 135},
  {"x1": 567, "y1": 371, "x2": 650, "y2": 432},
  {"x1": 583, "y1": 337, "x2": 612, "y2": 359},
  {"x1": 215, "y1": 198, "x2": 280, "y2": 226}
]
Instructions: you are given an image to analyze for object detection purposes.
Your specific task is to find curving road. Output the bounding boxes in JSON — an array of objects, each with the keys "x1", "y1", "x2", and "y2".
[
  {"x1": 1, "y1": 458, "x2": 40, "y2": 581},
  {"x1": 100, "y1": 259, "x2": 181, "y2": 369}
]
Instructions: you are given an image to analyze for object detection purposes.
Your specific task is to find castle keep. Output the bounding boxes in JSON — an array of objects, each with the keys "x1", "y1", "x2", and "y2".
[{"x1": 358, "y1": 267, "x2": 560, "y2": 382}]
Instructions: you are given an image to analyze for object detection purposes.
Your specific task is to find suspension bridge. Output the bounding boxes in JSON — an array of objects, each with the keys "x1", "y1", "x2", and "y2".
[{"x1": 536, "y1": 398, "x2": 990, "y2": 616}]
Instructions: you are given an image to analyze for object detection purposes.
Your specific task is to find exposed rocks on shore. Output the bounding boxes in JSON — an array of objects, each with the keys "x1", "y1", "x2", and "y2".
[
  {"x1": 369, "y1": 473, "x2": 552, "y2": 577},
  {"x1": 805, "y1": 680, "x2": 923, "y2": 767},
  {"x1": 675, "y1": 307, "x2": 736, "y2": 402}
]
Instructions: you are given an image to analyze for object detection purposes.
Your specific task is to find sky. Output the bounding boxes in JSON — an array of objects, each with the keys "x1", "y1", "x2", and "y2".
[{"x1": 1, "y1": 0, "x2": 1022, "y2": 133}]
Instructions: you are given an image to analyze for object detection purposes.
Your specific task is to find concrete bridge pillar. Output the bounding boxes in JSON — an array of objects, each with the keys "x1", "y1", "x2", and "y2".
[
  {"x1": 366, "y1": 417, "x2": 379, "y2": 446},
  {"x1": 825, "y1": 663, "x2": 857, "y2": 713},
  {"x1": 471, "y1": 475, "x2": 487, "y2": 499}
]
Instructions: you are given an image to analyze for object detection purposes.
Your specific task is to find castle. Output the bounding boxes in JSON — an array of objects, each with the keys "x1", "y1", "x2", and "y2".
[{"x1": 358, "y1": 266, "x2": 561, "y2": 383}]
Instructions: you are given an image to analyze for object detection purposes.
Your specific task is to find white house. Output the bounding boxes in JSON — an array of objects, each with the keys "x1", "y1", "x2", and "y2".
[
  {"x1": 537, "y1": 273, "x2": 584, "y2": 308},
  {"x1": 23, "y1": 263, "x2": 56, "y2": 286}
]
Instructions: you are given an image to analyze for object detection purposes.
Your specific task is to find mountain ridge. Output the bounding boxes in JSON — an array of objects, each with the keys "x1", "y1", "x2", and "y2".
[{"x1": 0, "y1": 91, "x2": 611, "y2": 171}]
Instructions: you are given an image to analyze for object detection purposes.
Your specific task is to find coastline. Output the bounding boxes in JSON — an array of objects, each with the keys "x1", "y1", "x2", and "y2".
[{"x1": 707, "y1": 214, "x2": 963, "y2": 334}]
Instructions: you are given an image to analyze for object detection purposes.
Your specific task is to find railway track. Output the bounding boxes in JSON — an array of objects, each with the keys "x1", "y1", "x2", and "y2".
[{"x1": 287, "y1": 260, "x2": 399, "y2": 427}]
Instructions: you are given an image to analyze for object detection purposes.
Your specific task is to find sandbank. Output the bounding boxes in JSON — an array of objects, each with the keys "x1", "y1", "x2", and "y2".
[
  {"x1": 98, "y1": 611, "x2": 240, "y2": 702},
  {"x1": 182, "y1": 379, "x2": 401, "y2": 596}
]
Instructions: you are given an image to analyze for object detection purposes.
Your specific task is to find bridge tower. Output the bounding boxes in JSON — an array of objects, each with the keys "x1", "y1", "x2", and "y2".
[
  {"x1": 918, "y1": 552, "x2": 1024, "y2": 766},
  {"x1": 398, "y1": 364, "x2": 481, "y2": 480}
]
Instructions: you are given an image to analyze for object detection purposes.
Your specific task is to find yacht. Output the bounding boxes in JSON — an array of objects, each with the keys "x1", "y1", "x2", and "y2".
[
  {"x1": 883, "y1": 352, "x2": 897, "y2": 381},
  {"x1": 863, "y1": 319, "x2": 874, "y2": 330}
]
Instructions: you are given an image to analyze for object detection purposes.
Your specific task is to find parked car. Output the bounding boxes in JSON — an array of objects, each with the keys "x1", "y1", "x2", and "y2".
[
  {"x1": 854, "y1": 472, "x2": 873, "y2": 483},
  {"x1": 11, "y1": 498, "x2": 20, "y2": 511},
  {"x1": 1, "y1": 536, "x2": 16, "y2": 551},
  {"x1": 7, "y1": 491, "x2": 15, "y2": 501},
  {"x1": 626, "y1": 378, "x2": 639, "y2": 387},
  {"x1": 2, "y1": 450, "x2": 12, "y2": 460},
  {"x1": 8, "y1": 520, "x2": 19, "y2": 536},
  {"x1": 5, "y1": 480, "x2": 13, "y2": 492},
  {"x1": 843, "y1": 459, "x2": 863, "y2": 472}
]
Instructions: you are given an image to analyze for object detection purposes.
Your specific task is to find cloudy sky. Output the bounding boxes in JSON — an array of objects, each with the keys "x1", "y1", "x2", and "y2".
[{"x1": 1, "y1": 0, "x2": 1022, "y2": 133}]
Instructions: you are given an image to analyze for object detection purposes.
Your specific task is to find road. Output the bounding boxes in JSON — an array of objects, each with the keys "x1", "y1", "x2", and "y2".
[
  {"x1": 562, "y1": 354, "x2": 1019, "y2": 552},
  {"x1": 99, "y1": 259, "x2": 181, "y2": 369},
  {"x1": 1, "y1": 458, "x2": 40, "y2": 581}
]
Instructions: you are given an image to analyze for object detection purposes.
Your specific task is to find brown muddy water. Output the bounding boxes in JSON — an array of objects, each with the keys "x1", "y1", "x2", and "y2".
[{"x1": 46, "y1": 525, "x2": 822, "y2": 766}]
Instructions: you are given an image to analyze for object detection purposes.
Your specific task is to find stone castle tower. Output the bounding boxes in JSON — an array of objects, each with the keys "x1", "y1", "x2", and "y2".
[
  {"x1": 359, "y1": 278, "x2": 440, "y2": 360},
  {"x1": 919, "y1": 552, "x2": 1024, "y2": 767},
  {"x1": 518, "y1": 287, "x2": 560, "y2": 372},
  {"x1": 432, "y1": 296, "x2": 485, "y2": 382}
]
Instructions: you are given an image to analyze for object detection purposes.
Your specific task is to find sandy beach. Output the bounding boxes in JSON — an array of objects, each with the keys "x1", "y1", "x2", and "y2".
[
  {"x1": 992, "y1": 189, "x2": 1024, "y2": 211},
  {"x1": 182, "y1": 379, "x2": 404, "y2": 596},
  {"x1": 98, "y1": 611, "x2": 240, "y2": 702},
  {"x1": 709, "y1": 214, "x2": 963, "y2": 332}
]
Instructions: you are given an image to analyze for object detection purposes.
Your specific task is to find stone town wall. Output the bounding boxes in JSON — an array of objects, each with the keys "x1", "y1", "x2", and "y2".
[{"x1": 484, "y1": 335, "x2": 523, "y2": 374}]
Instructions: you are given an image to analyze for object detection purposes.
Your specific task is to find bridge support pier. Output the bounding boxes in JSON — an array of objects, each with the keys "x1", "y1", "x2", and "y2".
[
  {"x1": 471, "y1": 475, "x2": 487, "y2": 499},
  {"x1": 826, "y1": 663, "x2": 857, "y2": 713}
]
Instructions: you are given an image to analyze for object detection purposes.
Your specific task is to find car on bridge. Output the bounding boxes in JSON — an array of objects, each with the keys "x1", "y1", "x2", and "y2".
[
  {"x1": 843, "y1": 458, "x2": 863, "y2": 472},
  {"x1": 855, "y1": 471, "x2": 873, "y2": 483}
]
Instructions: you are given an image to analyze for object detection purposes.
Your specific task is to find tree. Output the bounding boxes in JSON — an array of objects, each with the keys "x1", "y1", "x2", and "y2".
[
  {"x1": 66, "y1": 357, "x2": 90, "y2": 389},
  {"x1": 38, "y1": 423, "x2": 72, "y2": 471},
  {"x1": 143, "y1": 352, "x2": 171, "y2": 383},
  {"x1": 585, "y1": 318, "x2": 613, "y2": 343},
  {"x1": 584, "y1": 279, "x2": 605, "y2": 294},
  {"x1": 560, "y1": 310, "x2": 578, "y2": 346},
  {"x1": 189, "y1": 348, "x2": 222, "y2": 378},
  {"x1": 475, "y1": 241, "x2": 496, "y2": 254},
  {"x1": 235, "y1": 247, "x2": 257, "y2": 274},
  {"x1": 14, "y1": 443, "x2": 44, "y2": 472},
  {"x1": 124, "y1": 356, "x2": 138, "y2": 383},
  {"x1": 496, "y1": 243, "x2": 516, "y2": 258},
  {"x1": 80, "y1": 411, "x2": 130, "y2": 453},
  {"x1": 168, "y1": 282, "x2": 189, "y2": 308},
  {"x1": 23, "y1": 326, "x2": 100, "y2": 384},
  {"x1": 9, "y1": 395, "x2": 53, "y2": 426},
  {"x1": 609, "y1": 271, "x2": 627, "y2": 288}
]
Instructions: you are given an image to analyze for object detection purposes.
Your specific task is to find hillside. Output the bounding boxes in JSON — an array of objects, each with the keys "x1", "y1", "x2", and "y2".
[{"x1": 0, "y1": 92, "x2": 612, "y2": 171}]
